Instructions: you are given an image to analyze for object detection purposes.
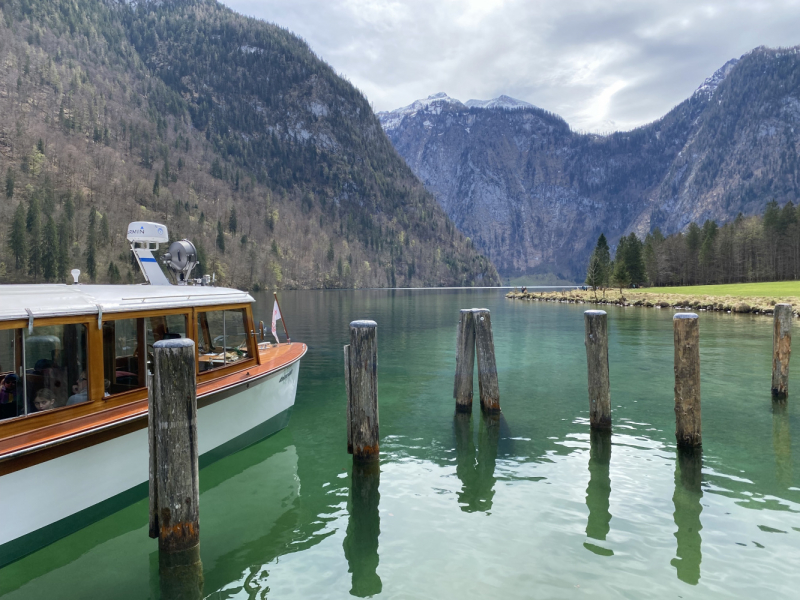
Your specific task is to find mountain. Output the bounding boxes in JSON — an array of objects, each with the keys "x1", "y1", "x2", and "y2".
[
  {"x1": 0, "y1": 0, "x2": 499, "y2": 289},
  {"x1": 378, "y1": 48, "x2": 800, "y2": 281}
]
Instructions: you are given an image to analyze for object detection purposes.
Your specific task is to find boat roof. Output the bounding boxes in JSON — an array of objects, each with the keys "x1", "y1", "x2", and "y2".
[{"x1": 0, "y1": 284, "x2": 255, "y2": 322}]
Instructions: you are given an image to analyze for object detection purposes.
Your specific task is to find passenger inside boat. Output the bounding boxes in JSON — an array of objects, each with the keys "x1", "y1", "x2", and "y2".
[
  {"x1": 0, "y1": 323, "x2": 88, "y2": 420},
  {"x1": 33, "y1": 389, "x2": 56, "y2": 412}
]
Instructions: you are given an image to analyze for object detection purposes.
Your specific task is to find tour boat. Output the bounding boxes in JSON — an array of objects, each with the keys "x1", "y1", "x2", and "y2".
[{"x1": 0, "y1": 223, "x2": 306, "y2": 567}]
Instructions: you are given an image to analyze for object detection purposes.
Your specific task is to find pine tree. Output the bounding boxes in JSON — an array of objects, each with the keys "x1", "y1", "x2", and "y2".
[
  {"x1": 57, "y1": 215, "x2": 70, "y2": 281},
  {"x1": 86, "y1": 208, "x2": 97, "y2": 281},
  {"x1": 100, "y1": 213, "x2": 109, "y2": 245},
  {"x1": 107, "y1": 261, "x2": 121, "y2": 284},
  {"x1": 5, "y1": 168, "x2": 14, "y2": 199},
  {"x1": 229, "y1": 207, "x2": 238, "y2": 234},
  {"x1": 27, "y1": 197, "x2": 42, "y2": 279},
  {"x1": 585, "y1": 252, "x2": 602, "y2": 299},
  {"x1": 9, "y1": 202, "x2": 27, "y2": 270},
  {"x1": 42, "y1": 215, "x2": 58, "y2": 281},
  {"x1": 327, "y1": 240, "x2": 334, "y2": 262},
  {"x1": 594, "y1": 234, "x2": 611, "y2": 288},
  {"x1": 216, "y1": 220, "x2": 225, "y2": 252},
  {"x1": 153, "y1": 171, "x2": 160, "y2": 197}
]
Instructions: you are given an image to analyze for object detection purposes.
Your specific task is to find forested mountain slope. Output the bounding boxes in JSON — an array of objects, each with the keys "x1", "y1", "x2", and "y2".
[
  {"x1": 0, "y1": 0, "x2": 498, "y2": 288},
  {"x1": 379, "y1": 48, "x2": 800, "y2": 281}
]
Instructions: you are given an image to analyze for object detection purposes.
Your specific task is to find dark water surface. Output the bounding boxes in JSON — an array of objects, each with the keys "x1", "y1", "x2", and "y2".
[{"x1": 2, "y1": 289, "x2": 799, "y2": 599}]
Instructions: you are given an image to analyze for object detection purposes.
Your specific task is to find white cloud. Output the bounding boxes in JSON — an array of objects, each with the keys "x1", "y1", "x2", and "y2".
[{"x1": 222, "y1": 0, "x2": 800, "y2": 132}]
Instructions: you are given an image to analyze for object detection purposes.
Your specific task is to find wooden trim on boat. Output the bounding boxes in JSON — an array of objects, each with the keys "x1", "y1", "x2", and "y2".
[
  {"x1": 0, "y1": 342, "x2": 306, "y2": 476},
  {"x1": 0, "y1": 303, "x2": 259, "y2": 439}
]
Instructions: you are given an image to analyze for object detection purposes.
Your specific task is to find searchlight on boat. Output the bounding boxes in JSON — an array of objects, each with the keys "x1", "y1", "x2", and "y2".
[{"x1": 126, "y1": 221, "x2": 204, "y2": 286}]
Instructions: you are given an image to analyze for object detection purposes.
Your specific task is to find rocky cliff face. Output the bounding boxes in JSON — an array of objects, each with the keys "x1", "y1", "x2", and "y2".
[{"x1": 378, "y1": 47, "x2": 800, "y2": 281}]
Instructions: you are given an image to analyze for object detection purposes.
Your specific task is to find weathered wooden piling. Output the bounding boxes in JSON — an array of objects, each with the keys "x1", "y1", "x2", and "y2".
[
  {"x1": 346, "y1": 320, "x2": 379, "y2": 461},
  {"x1": 584, "y1": 310, "x2": 611, "y2": 430},
  {"x1": 148, "y1": 338, "x2": 201, "y2": 560},
  {"x1": 473, "y1": 309, "x2": 500, "y2": 413},
  {"x1": 344, "y1": 344, "x2": 353, "y2": 454},
  {"x1": 673, "y1": 313, "x2": 701, "y2": 448},
  {"x1": 772, "y1": 303, "x2": 792, "y2": 399},
  {"x1": 454, "y1": 309, "x2": 476, "y2": 412}
]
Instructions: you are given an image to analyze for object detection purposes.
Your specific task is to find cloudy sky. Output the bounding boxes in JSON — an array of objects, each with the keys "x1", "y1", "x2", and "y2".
[{"x1": 222, "y1": 0, "x2": 800, "y2": 132}]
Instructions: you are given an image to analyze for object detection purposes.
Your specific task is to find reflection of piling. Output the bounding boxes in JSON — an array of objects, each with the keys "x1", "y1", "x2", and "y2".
[
  {"x1": 454, "y1": 309, "x2": 476, "y2": 412},
  {"x1": 345, "y1": 320, "x2": 379, "y2": 461},
  {"x1": 148, "y1": 339, "x2": 203, "y2": 598},
  {"x1": 584, "y1": 429, "x2": 612, "y2": 556},
  {"x1": 674, "y1": 314, "x2": 701, "y2": 448},
  {"x1": 584, "y1": 310, "x2": 611, "y2": 430},
  {"x1": 772, "y1": 304, "x2": 792, "y2": 399},
  {"x1": 343, "y1": 460, "x2": 382, "y2": 598},
  {"x1": 671, "y1": 448, "x2": 703, "y2": 586},
  {"x1": 474, "y1": 309, "x2": 500, "y2": 413},
  {"x1": 772, "y1": 400, "x2": 793, "y2": 486},
  {"x1": 453, "y1": 412, "x2": 499, "y2": 513}
]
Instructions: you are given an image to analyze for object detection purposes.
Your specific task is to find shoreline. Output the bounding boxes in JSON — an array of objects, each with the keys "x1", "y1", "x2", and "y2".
[{"x1": 506, "y1": 289, "x2": 799, "y2": 317}]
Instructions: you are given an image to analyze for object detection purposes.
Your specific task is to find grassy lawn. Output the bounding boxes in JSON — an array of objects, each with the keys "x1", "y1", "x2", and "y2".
[{"x1": 651, "y1": 281, "x2": 800, "y2": 298}]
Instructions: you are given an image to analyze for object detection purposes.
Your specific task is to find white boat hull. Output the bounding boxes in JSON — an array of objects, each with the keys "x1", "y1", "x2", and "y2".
[{"x1": 0, "y1": 359, "x2": 300, "y2": 563}]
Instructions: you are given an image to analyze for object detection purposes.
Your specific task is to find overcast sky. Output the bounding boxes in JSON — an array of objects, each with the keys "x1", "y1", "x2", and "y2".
[{"x1": 221, "y1": 0, "x2": 800, "y2": 132}]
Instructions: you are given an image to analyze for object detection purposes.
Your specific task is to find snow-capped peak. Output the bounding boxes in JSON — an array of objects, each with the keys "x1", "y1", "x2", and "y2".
[
  {"x1": 377, "y1": 93, "x2": 467, "y2": 131},
  {"x1": 465, "y1": 95, "x2": 536, "y2": 110},
  {"x1": 694, "y1": 58, "x2": 738, "y2": 99}
]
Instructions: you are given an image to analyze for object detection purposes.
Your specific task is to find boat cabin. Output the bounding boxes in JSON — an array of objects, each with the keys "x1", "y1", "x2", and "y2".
[{"x1": 0, "y1": 285, "x2": 263, "y2": 437}]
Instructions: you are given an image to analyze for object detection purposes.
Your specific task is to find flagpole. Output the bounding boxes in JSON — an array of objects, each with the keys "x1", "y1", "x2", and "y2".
[{"x1": 274, "y1": 291, "x2": 291, "y2": 342}]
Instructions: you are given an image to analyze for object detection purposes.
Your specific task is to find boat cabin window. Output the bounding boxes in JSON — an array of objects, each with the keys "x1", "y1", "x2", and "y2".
[
  {"x1": 0, "y1": 324, "x2": 89, "y2": 420},
  {"x1": 102, "y1": 318, "x2": 146, "y2": 396},
  {"x1": 0, "y1": 329, "x2": 21, "y2": 420},
  {"x1": 102, "y1": 314, "x2": 188, "y2": 397},
  {"x1": 196, "y1": 309, "x2": 252, "y2": 373},
  {"x1": 145, "y1": 314, "x2": 189, "y2": 376}
]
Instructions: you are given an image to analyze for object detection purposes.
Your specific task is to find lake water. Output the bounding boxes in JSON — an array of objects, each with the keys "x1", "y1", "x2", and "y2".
[{"x1": 1, "y1": 289, "x2": 799, "y2": 599}]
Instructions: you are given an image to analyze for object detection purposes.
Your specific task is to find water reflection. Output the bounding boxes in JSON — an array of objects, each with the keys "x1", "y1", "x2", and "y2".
[
  {"x1": 158, "y1": 546, "x2": 204, "y2": 600},
  {"x1": 772, "y1": 400, "x2": 792, "y2": 486},
  {"x1": 453, "y1": 412, "x2": 500, "y2": 512},
  {"x1": 671, "y1": 448, "x2": 703, "y2": 585},
  {"x1": 343, "y1": 460, "x2": 382, "y2": 597},
  {"x1": 584, "y1": 430, "x2": 613, "y2": 557}
]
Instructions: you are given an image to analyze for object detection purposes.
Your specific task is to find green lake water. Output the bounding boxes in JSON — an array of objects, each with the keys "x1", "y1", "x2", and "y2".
[{"x1": 1, "y1": 289, "x2": 799, "y2": 599}]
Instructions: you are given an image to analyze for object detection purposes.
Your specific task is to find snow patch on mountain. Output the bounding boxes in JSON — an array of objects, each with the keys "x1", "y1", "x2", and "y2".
[
  {"x1": 694, "y1": 58, "x2": 739, "y2": 99},
  {"x1": 377, "y1": 93, "x2": 467, "y2": 131},
  {"x1": 466, "y1": 95, "x2": 536, "y2": 110}
]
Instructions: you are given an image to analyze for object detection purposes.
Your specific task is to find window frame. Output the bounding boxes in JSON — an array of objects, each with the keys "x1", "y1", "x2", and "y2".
[{"x1": 195, "y1": 304, "x2": 258, "y2": 383}]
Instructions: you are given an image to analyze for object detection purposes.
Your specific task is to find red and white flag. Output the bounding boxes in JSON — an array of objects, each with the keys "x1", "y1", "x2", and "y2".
[{"x1": 271, "y1": 300, "x2": 282, "y2": 344}]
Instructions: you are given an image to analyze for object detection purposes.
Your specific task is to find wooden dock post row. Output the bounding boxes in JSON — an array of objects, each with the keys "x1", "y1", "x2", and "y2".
[
  {"x1": 453, "y1": 308, "x2": 500, "y2": 413},
  {"x1": 148, "y1": 338, "x2": 204, "y2": 595},
  {"x1": 772, "y1": 303, "x2": 792, "y2": 399},
  {"x1": 584, "y1": 310, "x2": 611, "y2": 431},
  {"x1": 345, "y1": 320, "x2": 379, "y2": 461},
  {"x1": 674, "y1": 313, "x2": 702, "y2": 448}
]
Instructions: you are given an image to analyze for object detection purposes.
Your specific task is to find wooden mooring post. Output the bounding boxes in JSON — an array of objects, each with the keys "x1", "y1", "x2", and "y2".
[
  {"x1": 473, "y1": 309, "x2": 500, "y2": 413},
  {"x1": 345, "y1": 320, "x2": 379, "y2": 461},
  {"x1": 584, "y1": 310, "x2": 611, "y2": 430},
  {"x1": 148, "y1": 338, "x2": 203, "y2": 596},
  {"x1": 772, "y1": 303, "x2": 792, "y2": 399},
  {"x1": 454, "y1": 309, "x2": 476, "y2": 412},
  {"x1": 674, "y1": 313, "x2": 701, "y2": 448}
]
